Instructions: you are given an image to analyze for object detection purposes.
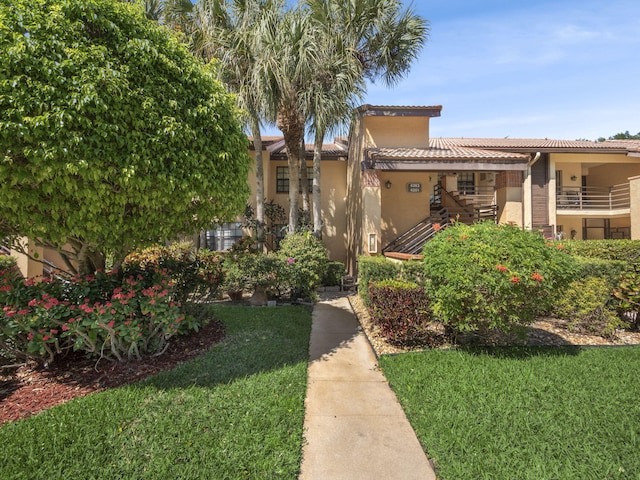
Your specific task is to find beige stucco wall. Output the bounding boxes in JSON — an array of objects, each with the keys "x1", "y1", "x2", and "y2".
[
  {"x1": 553, "y1": 152, "x2": 640, "y2": 188},
  {"x1": 363, "y1": 116, "x2": 430, "y2": 148},
  {"x1": 11, "y1": 239, "x2": 43, "y2": 279},
  {"x1": 379, "y1": 172, "x2": 432, "y2": 247},
  {"x1": 264, "y1": 158, "x2": 348, "y2": 264},
  {"x1": 496, "y1": 187, "x2": 523, "y2": 226}
]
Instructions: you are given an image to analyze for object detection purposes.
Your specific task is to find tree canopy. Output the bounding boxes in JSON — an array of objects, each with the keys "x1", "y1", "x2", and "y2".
[
  {"x1": 0, "y1": 0, "x2": 251, "y2": 272},
  {"x1": 598, "y1": 131, "x2": 640, "y2": 141}
]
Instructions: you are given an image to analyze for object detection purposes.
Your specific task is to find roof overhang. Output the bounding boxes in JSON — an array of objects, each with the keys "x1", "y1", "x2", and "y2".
[
  {"x1": 357, "y1": 104, "x2": 442, "y2": 118},
  {"x1": 365, "y1": 147, "x2": 530, "y2": 171}
]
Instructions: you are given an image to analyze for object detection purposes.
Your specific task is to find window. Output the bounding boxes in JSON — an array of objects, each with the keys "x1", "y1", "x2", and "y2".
[
  {"x1": 457, "y1": 172, "x2": 475, "y2": 194},
  {"x1": 204, "y1": 222, "x2": 243, "y2": 251},
  {"x1": 276, "y1": 166, "x2": 313, "y2": 193}
]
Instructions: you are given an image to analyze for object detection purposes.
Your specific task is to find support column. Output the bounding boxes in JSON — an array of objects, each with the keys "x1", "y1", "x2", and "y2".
[
  {"x1": 496, "y1": 171, "x2": 524, "y2": 227},
  {"x1": 630, "y1": 175, "x2": 640, "y2": 240},
  {"x1": 362, "y1": 169, "x2": 382, "y2": 255}
]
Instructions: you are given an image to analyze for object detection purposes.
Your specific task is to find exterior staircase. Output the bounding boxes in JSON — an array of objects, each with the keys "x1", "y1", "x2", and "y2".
[{"x1": 382, "y1": 184, "x2": 498, "y2": 255}]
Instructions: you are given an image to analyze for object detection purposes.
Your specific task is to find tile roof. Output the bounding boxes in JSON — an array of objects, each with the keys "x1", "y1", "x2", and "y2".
[
  {"x1": 431, "y1": 137, "x2": 632, "y2": 153},
  {"x1": 265, "y1": 137, "x2": 348, "y2": 160},
  {"x1": 369, "y1": 146, "x2": 529, "y2": 161}
]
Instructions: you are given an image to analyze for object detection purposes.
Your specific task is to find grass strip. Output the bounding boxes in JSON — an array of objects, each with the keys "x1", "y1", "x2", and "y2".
[
  {"x1": 380, "y1": 346, "x2": 640, "y2": 480},
  {"x1": 0, "y1": 304, "x2": 311, "y2": 480}
]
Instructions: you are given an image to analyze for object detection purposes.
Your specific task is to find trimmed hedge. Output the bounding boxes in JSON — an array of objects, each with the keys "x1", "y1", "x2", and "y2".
[
  {"x1": 558, "y1": 240, "x2": 640, "y2": 271},
  {"x1": 369, "y1": 280, "x2": 434, "y2": 346},
  {"x1": 357, "y1": 256, "x2": 399, "y2": 305}
]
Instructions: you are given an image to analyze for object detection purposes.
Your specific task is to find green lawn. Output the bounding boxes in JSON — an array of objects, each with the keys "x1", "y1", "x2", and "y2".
[
  {"x1": 0, "y1": 304, "x2": 312, "y2": 480},
  {"x1": 380, "y1": 346, "x2": 640, "y2": 480}
]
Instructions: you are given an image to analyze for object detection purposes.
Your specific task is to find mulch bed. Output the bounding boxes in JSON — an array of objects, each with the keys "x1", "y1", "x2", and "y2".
[
  {"x1": 348, "y1": 294, "x2": 640, "y2": 357},
  {"x1": 0, "y1": 319, "x2": 225, "y2": 425}
]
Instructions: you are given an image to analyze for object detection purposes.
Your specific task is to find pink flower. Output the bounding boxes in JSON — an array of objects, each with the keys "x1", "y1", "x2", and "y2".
[
  {"x1": 42, "y1": 335, "x2": 51, "y2": 341},
  {"x1": 62, "y1": 324, "x2": 70, "y2": 331},
  {"x1": 50, "y1": 329, "x2": 58, "y2": 335},
  {"x1": 287, "y1": 257, "x2": 295, "y2": 265},
  {"x1": 17, "y1": 309, "x2": 30, "y2": 315},
  {"x1": 28, "y1": 298, "x2": 38, "y2": 307},
  {"x1": 27, "y1": 332, "x2": 34, "y2": 340},
  {"x1": 107, "y1": 320, "x2": 115, "y2": 328},
  {"x1": 0, "y1": 285, "x2": 12, "y2": 292}
]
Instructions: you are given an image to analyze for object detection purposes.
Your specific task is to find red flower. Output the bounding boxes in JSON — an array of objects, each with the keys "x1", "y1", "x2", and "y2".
[
  {"x1": 531, "y1": 272, "x2": 544, "y2": 282},
  {"x1": 495, "y1": 264, "x2": 508, "y2": 272},
  {"x1": 107, "y1": 320, "x2": 115, "y2": 328},
  {"x1": 433, "y1": 223, "x2": 441, "y2": 231},
  {"x1": 42, "y1": 335, "x2": 51, "y2": 341},
  {"x1": 510, "y1": 276, "x2": 520, "y2": 284}
]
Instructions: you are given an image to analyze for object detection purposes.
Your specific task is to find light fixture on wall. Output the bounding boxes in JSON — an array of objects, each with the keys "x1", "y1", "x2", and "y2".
[
  {"x1": 570, "y1": 175, "x2": 577, "y2": 181},
  {"x1": 385, "y1": 180, "x2": 392, "y2": 189}
]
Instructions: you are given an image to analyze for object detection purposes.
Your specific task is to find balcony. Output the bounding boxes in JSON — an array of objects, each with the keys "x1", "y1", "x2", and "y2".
[{"x1": 556, "y1": 183, "x2": 630, "y2": 214}]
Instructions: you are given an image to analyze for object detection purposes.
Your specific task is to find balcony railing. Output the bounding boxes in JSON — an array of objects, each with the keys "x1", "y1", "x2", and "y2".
[{"x1": 556, "y1": 183, "x2": 630, "y2": 211}]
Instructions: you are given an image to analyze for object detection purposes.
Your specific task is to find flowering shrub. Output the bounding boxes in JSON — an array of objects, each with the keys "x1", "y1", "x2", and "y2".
[
  {"x1": 423, "y1": 222, "x2": 578, "y2": 334},
  {"x1": 0, "y1": 267, "x2": 199, "y2": 365},
  {"x1": 277, "y1": 232, "x2": 328, "y2": 301},
  {"x1": 122, "y1": 243, "x2": 224, "y2": 303},
  {"x1": 369, "y1": 280, "x2": 436, "y2": 346}
]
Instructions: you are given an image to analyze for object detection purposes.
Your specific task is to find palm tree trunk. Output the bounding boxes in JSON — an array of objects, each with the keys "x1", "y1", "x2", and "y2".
[
  {"x1": 312, "y1": 129, "x2": 324, "y2": 238},
  {"x1": 300, "y1": 136, "x2": 310, "y2": 216},
  {"x1": 249, "y1": 115, "x2": 265, "y2": 250},
  {"x1": 278, "y1": 108, "x2": 304, "y2": 234}
]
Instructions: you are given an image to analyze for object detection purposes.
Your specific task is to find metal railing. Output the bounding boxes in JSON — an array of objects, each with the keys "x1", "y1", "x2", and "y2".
[
  {"x1": 382, "y1": 205, "x2": 498, "y2": 255},
  {"x1": 556, "y1": 183, "x2": 630, "y2": 210}
]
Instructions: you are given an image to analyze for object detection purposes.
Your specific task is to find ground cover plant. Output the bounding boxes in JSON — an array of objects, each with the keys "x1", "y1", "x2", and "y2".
[
  {"x1": 380, "y1": 346, "x2": 640, "y2": 479},
  {"x1": 0, "y1": 304, "x2": 311, "y2": 479}
]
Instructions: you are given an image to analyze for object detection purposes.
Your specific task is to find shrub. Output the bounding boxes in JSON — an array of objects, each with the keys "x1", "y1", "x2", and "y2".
[
  {"x1": 277, "y1": 232, "x2": 328, "y2": 301},
  {"x1": 613, "y1": 272, "x2": 640, "y2": 330},
  {"x1": 357, "y1": 256, "x2": 399, "y2": 305},
  {"x1": 368, "y1": 280, "x2": 435, "y2": 346},
  {"x1": 122, "y1": 243, "x2": 224, "y2": 303},
  {"x1": 398, "y1": 260, "x2": 426, "y2": 286},
  {"x1": 572, "y1": 256, "x2": 627, "y2": 283},
  {"x1": 554, "y1": 277, "x2": 624, "y2": 337},
  {"x1": 0, "y1": 269, "x2": 201, "y2": 365},
  {"x1": 558, "y1": 240, "x2": 640, "y2": 272},
  {"x1": 322, "y1": 261, "x2": 346, "y2": 287},
  {"x1": 423, "y1": 222, "x2": 578, "y2": 334}
]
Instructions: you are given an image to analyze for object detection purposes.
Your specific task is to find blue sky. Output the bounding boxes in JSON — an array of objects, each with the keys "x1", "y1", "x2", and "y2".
[
  {"x1": 266, "y1": 0, "x2": 639, "y2": 141},
  {"x1": 363, "y1": 0, "x2": 640, "y2": 140}
]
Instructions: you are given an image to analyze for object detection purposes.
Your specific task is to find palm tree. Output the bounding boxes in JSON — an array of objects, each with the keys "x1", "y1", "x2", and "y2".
[
  {"x1": 302, "y1": 0, "x2": 429, "y2": 237},
  {"x1": 195, "y1": 0, "x2": 284, "y2": 246}
]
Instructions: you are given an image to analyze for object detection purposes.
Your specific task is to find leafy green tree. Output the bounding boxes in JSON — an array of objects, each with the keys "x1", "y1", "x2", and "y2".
[
  {"x1": 597, "y1": 130, "x2": 640, "y2": 141},
  {"x1": 0, "y1": 0, "x2": 251, "y2": 274}
]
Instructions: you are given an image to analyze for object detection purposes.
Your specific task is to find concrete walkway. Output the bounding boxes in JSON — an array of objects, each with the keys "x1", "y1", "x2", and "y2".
[{"x1": 299, "y1": 292, "x2": 437, "y2": 480}]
